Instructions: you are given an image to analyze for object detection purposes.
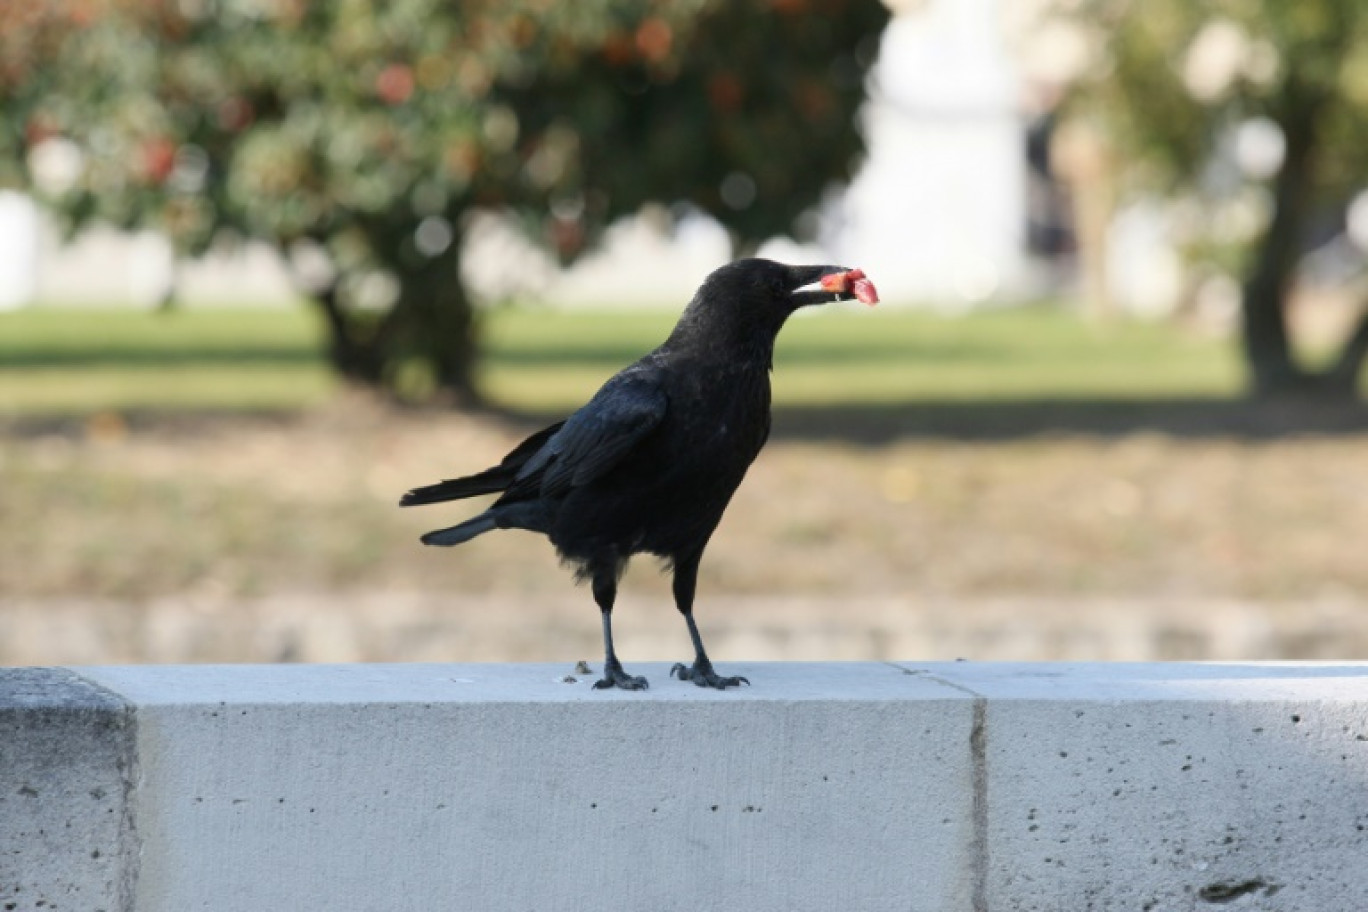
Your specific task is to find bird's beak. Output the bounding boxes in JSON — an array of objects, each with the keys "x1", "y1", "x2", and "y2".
[{"x1": 788, "y1": 265, "x2": 879, "y2": 308}]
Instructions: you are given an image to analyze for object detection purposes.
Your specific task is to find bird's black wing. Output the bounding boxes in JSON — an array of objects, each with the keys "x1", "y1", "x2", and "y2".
[
  {"x1": 508, "y1": 365, "x2": 668, "y2": 500},
  {"x1": 499, "y1": 420, "x2": 568, "y2": 468}
]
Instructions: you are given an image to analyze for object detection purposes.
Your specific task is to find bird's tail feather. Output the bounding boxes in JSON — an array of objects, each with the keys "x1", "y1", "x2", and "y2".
[
  {"x1": 420, "y1": 514, "x2": 498, "y2": 547},
  {"x1": 401, "y1": 420, "x2": 566, "y2": 508},
  {"x1": 400, "y1": 469, "x2": 510, "y2": 507}
]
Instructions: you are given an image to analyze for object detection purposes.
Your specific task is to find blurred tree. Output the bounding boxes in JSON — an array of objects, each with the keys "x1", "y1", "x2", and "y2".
[
  {"x1": 0, "y1": 0, "x2": 886, "y2": 403},
  {"x1": 1062, "y1": 0, "x2": 1368, "y2": 399}
]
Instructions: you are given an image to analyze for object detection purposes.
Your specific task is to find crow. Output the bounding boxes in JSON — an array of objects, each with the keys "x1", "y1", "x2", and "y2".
[{"x1": 400, "y1": 258, "x2": 878, "y2": 690}]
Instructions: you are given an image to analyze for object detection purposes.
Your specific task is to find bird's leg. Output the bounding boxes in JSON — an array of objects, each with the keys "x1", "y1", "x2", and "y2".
[
  {"x1": 590, "y1": 571, "x2": 648, "y2": 691},
  {"x1": 672, "y1": 611, "x2": 749, "y2": 689},
  {"x1": 668, "y1": 554, "x2": 749, "y2": 689}
]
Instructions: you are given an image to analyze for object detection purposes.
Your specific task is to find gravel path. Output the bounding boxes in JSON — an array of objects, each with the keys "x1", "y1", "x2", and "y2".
[{"x1": 5, "y1": 401, "x2": 1367, "y2": 664}]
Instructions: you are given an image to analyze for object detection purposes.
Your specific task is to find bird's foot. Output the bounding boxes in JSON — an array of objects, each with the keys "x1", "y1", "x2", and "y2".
[
  {"x1": 593, "y1": 661, "x2": 649, "y2": 691},
  {"x1": 670, "y1": 660, "x2": 749, "y2": 689}
]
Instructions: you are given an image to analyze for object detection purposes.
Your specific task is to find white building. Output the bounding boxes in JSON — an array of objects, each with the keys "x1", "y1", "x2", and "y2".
[{"x1": 836, "y1": 0, "x2": 1026, "y2": 306}]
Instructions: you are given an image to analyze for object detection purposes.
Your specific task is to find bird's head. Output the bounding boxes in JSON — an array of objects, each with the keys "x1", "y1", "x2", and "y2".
[
  {"x1": 670, "y1": 258, "x2": 879, "y2": 357},
  {"x1": 700, "y1": 258, "x2": 879, "y2": 316}
]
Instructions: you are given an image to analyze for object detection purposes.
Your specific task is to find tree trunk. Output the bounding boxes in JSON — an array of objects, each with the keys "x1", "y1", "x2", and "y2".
[
  {"x1": 1328, "y1": 305, "x2": 1368, "y2": 397},
  {"x1": 308, "y1": 231, "x2": 480, "y2": 405},
  {"x1": 314, "y1": 284, "x2": 383, "y2": 386},
  {"x1": 388, "y1": 238, "x2": 480, "y2": 405},
  {"x1": 1238, "y1": 85, "x2": 1367, "y2": 402},
  {"x1": 1240, "y1": 91, "x2": 1320, "y2": 398}
]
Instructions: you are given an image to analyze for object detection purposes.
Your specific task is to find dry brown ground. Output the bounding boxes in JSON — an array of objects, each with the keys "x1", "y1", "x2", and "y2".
[{"x1": 4, "y1": 398, "x2": 1368, "y2": 666}]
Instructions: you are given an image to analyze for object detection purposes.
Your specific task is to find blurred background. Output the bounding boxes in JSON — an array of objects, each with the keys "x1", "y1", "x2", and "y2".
[{"x1": 2, "y1": 0, "x2": 1367, "y2": 667}]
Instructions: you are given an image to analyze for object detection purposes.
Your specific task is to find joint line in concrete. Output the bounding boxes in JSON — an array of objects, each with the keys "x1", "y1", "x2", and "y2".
[{"x1": 886, "y1": 662, "x2": 989, "y2": 912}]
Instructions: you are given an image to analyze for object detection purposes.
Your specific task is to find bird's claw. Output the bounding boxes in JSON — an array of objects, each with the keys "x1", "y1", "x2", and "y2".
[
  {"x1": 593, "y1": 666, "x2": 649, "y2": 691},
  {"x1": 670, "y1": 662, "x2": 750, "y2": 689}
]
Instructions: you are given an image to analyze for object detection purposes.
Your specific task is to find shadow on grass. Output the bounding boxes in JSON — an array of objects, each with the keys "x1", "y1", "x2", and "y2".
[
  {"x1": 5, "y1": 396, "x2": 1367, "y2": 444},
  {"x1": 500, "y1": 397, "x2": 1368, "y2": 443},
  {"x1": 769, "y1": 398, "x2": 1368, "y2": 442}
]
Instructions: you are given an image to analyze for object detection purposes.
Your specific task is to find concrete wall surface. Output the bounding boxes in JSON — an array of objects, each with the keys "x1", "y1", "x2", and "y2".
[{"x1": 3, "y1": 661, "x2": 1367, "y2": 912}]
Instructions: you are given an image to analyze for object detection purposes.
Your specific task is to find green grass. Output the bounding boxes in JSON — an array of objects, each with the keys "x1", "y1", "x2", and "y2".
[
  {"x1": 0, "y1": 307, "x2": 336, "y2": 414},
  {"x1": 0, "y1": 303, "x2": 1246, "y2": 416},
  {"x1": 480, "y1": 305, "x2": 1246, "y2": 411}
]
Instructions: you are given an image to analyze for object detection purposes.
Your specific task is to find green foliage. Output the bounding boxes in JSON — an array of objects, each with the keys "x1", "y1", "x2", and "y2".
[
  {"x1": 1067, "y1": 0, "x2": 1368, "y2": 196},
  {"x1": 1, "y1": 0, "x2": 888, "y2": 399}
]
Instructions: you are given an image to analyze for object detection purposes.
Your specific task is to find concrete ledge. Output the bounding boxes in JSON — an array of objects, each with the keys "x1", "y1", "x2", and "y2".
[
  {"x1": 4, "y1": 662, "x2": 1368, "y2": 911},
  {"x1": 0, "y1": 668, "x2": 136, "y2": 912}
]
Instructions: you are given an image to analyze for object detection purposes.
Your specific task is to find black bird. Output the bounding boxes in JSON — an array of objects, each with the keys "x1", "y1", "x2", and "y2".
[{"x1": 401, "y1": 258, "x2": 878, "y2": 690}]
